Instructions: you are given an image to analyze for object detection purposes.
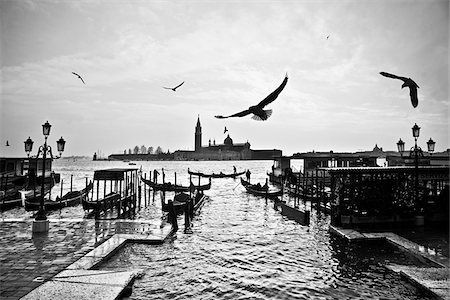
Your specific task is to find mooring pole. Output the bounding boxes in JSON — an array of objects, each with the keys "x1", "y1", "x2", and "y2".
[
  {"x1": 168, "y1": 200, "x2": 178, "y2": 232},
  {"x1": 184, "y1": 199, "x2": 192, "y2": 234}
]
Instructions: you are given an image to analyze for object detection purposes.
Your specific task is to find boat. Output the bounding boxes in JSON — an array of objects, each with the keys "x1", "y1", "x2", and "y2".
[
  {"x1": 1, "y1": 157, "x2": 60, "y2": 211},
  {"x1": 189, "y1": 178, "x2": 212, "y2": 192},
  {"x1": 82, "y1": 192, "x2": 121, "y2": 211},
  {"x1": 244, "y1": 185, "x2": 283, "y2": 198},
  {"x1": 188, "y1": 169, "x2": 245, "y2": 178},
  {"x1": 82, "y1": 168, "x2": 139, "y2": 216},
  {"x1": 162, "y1": 191, "x2": 207, "y2": 215},
  {"x1": 141, "y1": 176, "x2": 190, "y2": 192},
  {"x1": 240, "y1": 177, "x2": 268, "y2": 191},
  {"x1": 25, "y1": 182, "x2": 93, "y2": 211},
  {"x1": 241, "y1": 177, "x2": 282, "y2": 198}
]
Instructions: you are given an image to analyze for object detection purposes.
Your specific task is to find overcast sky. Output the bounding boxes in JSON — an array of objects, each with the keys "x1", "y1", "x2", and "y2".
[{"x1": 1, "y1": 0, "x2": 448, "y2": 157}]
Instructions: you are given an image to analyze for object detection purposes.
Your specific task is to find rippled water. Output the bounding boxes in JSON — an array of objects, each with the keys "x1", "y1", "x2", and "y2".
[{"x1": 1, "y1": 158, "x2": 436, "y2": 299}]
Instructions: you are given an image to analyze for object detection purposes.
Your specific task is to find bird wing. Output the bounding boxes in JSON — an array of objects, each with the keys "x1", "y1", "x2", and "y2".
[
  {"x1": 174, "y1": 81, "x2": 184, "y2": 89},
  {"x1": 215, "y1": 109, "x2": 252, "y2": 119},
  {"x1": 409, "y1": 86, "x2": 419, "y2": 108},
  {"x1": 72, "y1": 72, "x2": 85, "y2": 84},
  {"x1": 163, "y1": 87, "x2": 172, "y2": 89},
  {"x1": 379, "y1": 72, "x2": 408, "y2": 82},
  {"x1": 256, "y1": 75, "x2": 288, "y2": 108}
]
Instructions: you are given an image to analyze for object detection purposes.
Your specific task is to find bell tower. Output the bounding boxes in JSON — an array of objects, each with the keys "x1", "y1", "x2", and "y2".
[{"x1": 195, "y1": 115, "x2": 202, "y2": 152}]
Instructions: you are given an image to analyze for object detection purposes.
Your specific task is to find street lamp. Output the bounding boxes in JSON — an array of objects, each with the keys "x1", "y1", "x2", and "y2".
[
  {"x1": 396, "y1": 123, "x2": 435, "y2": 219},
  {"x1": 25, "y1": 121, "x2": 65, "y2": 232}
]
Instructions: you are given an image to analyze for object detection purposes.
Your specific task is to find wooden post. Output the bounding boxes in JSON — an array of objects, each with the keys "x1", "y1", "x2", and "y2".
[
  {"x1": 144, "y1": 173, "x2": 147, "y2": 206},
  {"x1": 265, "y1": 178, "x2": 268, "y2": 202},
  {"x1": 184, "y1": 199, "x2": 192, "y2": 234},
  {"x1": 96, "y1": 180, "x2": 100, "y2": 202},
  {"x1": 189, "y1": 174, "x2": 192, "y2": 199},
  {"x1": 60, "y1": 179, "x2": 63, "y2": 198},
  {"x1": 167, "y1": 200, "x2": 178, "y2": 232},
  {"x1": 174, "y1": 172, "x2": 177, "y2": 186}
]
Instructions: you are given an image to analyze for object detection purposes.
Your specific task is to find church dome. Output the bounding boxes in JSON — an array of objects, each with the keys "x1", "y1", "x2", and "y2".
[{"x1": 224, "y1": 134, "x2": 233, "y2": 145}]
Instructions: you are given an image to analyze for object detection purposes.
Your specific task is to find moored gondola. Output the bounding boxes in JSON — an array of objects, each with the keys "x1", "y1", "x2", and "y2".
[
  {"x1": 141, "y1": 176, "x2": 190, "y2": 192},
  {"x1": 25, "y1": 182, "x2": 93, "y2": 211},
  {"x1": 188, "y1": 169, "x2": 245, "y2": 178}
]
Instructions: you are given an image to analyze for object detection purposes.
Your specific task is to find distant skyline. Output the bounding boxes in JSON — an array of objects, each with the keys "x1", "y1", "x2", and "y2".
[{"x1": 1, "y1": 0, "x2": 448, "y2": 157}]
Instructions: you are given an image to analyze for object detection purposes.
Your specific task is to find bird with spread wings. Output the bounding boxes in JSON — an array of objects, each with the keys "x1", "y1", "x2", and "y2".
[
  {"x1": 215, "y1": 74, "x2": 288, "y2": 121},
  {"x1": 72, "y1": 72, "x2": 85, "y2": 84},
  {"x1": 380, "y1": 72, "x2": 419, "y2": 108},
  {"x1": 163, "y1": 81, "x2": 184, "y2": 91}
]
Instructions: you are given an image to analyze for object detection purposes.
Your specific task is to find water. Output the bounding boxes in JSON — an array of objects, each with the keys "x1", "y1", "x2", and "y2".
[{"x1": 1, "y1": 158, "x2": 436, "y2": 299}]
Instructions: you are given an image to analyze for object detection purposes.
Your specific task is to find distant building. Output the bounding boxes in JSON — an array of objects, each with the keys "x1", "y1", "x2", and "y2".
[
  {"x1": 293, "y1": 144, "x2": 449, "y2": 172},
  {"x1": 173, "y1": 116, "x2": 281, "y2": 160}
]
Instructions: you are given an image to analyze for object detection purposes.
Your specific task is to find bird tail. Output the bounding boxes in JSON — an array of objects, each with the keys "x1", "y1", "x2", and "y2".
[{"x1": 251, "y1": 109, "x2": 272, "y2": 121}]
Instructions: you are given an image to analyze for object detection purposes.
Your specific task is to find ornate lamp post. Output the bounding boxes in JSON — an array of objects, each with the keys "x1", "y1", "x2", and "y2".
[
  {"x1": 396, "y1": 123, "x2": 435, "y2": 221},
  {"x1": 24, "y1": 121, "x2": 65, "y2": 232}
]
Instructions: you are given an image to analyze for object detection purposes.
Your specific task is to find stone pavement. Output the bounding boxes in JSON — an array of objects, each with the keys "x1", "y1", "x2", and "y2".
[
  {"x1": 330, "y1": 225, "x2": 450, "y2": 299},
  {"x1": 0, "y1": 218, "x2": 168, "y2": 300}
]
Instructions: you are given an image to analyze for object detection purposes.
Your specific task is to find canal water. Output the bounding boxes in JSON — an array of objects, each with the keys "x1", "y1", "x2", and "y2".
[{"x1": 1, "y1": 158, "x2": 437, "y2": 299}]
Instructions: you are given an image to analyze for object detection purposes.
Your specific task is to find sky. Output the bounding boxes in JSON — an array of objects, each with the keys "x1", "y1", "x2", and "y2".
[{"x1": 1, "y1": 0, "x2": 448, "y2": 157}]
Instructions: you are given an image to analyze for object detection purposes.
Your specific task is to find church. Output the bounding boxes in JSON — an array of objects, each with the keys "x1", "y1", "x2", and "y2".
[{"x1": 173, "y1": 116, "x2": 281, "y2": 160}]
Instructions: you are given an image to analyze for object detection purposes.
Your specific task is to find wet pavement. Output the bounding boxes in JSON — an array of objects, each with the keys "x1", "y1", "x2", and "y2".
[
  {"x1": 0, "y1": 219, "x2": 165, "y2": 300},
  {"x1": 1, "y1": 217, "x2": 448, "y2": 299}
]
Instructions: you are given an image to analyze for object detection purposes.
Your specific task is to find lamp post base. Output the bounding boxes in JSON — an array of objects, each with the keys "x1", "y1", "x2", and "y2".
[{"x1": 32, "y1": 219, "x2": 49, "y2": 233}]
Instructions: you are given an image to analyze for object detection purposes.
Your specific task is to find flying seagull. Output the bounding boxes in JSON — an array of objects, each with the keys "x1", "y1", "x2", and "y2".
[
  {"x1": 163, "y1": 81, "x2": 184, "y2": 91},
  {"x1": 380, "y1": 72, "x2": 419, "y2": 108},
  {"x1": 326, "y1": 35, "x2": 330, "y2": 40},
  {"x1": 72, "y1": 72, "x2": 85, "y2": 84},
  {"x1": 224, "y1": 126, "x2": 228, "y2": 134},
  {"x1": 215, "y1": 74, "x2": 288, "y2": 121},
  {"x1": 5, "y1": 141, "x2": 9, "y2": 146}
]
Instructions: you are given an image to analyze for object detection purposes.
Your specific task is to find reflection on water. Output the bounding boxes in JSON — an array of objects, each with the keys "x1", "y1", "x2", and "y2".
[{"x1": 1, "y1": 158, "x2": 436, "y2": 299}]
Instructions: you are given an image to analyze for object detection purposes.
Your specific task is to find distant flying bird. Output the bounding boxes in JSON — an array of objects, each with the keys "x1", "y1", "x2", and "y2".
[
  {"x1": 163, "y1": 81, "x2": 184, "y2": 91},
  {"x1": 72, "y1": 72, "x2": 85, "y2": 84},
  {"x1": 215, "y1": 74, "x2": 288, "y2": 121},
  {"x1": 5, "y1": 141, "x2": 9, "y2": 146},
  {"x1": 224, "y1": 126, "x2": 228, "y2": 134},
  {"x1": 380, "y1": 72, "x2": 419, "y2": 108},
  {"x1": 326, "y1": 35, "x2": 330, "y2": 40}
]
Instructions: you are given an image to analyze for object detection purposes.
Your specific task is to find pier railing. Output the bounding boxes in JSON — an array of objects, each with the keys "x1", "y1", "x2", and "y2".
[{"x1": 327, "y1": 166, "x2": 449, "y2": 227}]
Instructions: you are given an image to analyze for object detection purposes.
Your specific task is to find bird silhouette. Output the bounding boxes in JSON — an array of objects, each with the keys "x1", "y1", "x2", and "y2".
[
  {"x1": 380, "y1": 72, "x2": 419, "y2": 108},
  {"x1": 326, "y1": 35, "x2": 330, "y2": 40},
  {"x1": 5, "y1": 141, "x2": 9, "y2": 146},
  {"x1": 72, "y1": 72, "x2": 85, "y2": 84},
  {"x1": 215, "y1": 74, "x2": 288, "y2": 121},
  {"x1": 163, "y1": 81, "x2": 184, "y2": 91},
  {"x1": 224, "y1": 126, "x2": 228, "y2": 134}
]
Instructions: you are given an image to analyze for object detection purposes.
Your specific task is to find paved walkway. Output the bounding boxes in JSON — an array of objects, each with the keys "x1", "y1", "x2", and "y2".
[
  {"x1": 330, "y1": 226, "x2": 450, "y2": 299},
  {"x1": 0, "y1": 218, "x2": 168, "y2": 300}
]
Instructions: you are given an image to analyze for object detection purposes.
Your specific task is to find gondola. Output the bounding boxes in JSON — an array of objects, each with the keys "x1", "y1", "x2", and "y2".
[
  {"x1": 82, "y1": 192, "x2": 121, "y2": 212},
  {"x1": 188, "y1": 169, "x2": 245, "y2": 178},
  {"x1": 141, "y1": 176, "x2": 190, "y2": 192},
  {"x1": 25, "y1": 182, "x2": 93, "y2": 211},
  {"x1": 244, "y1": 185, "x2": 283, "y2": 198},
  {"x1": 241, "y1": 177, "x2": 282, "y2": 198},
  {"x1": 240, "y1": 177, "x2": 268, "y2": 191},
  {"x1": 162, "y1": 191, "x2": 207, "y2": 215},
  {"x1": 189, "y1": 178, "x2": 212, "y2": 191}
]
